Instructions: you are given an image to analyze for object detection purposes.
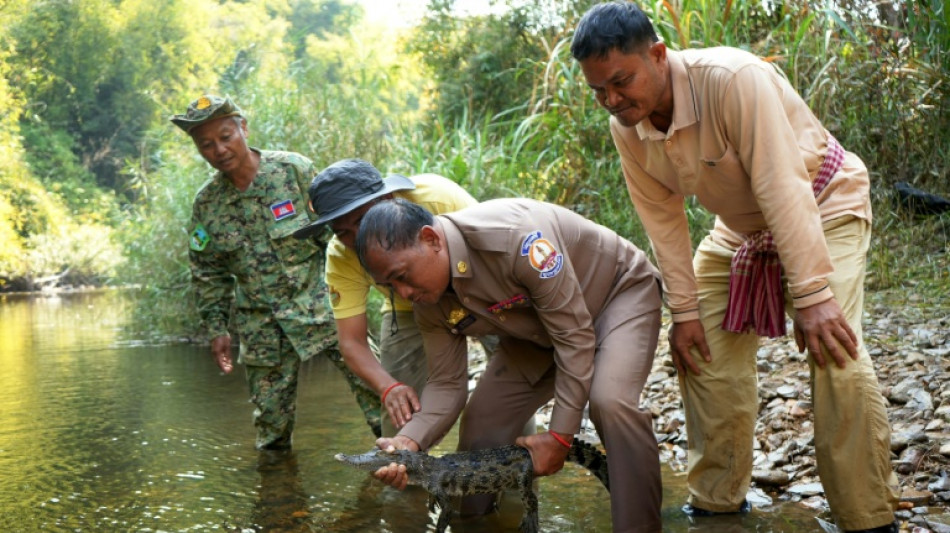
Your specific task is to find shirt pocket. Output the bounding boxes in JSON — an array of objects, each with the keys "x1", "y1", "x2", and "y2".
[
  {"x1": 208, "y1": 226, "x2": 247, "y2": 273},
  {"x1": 698, "y1": 144, "x2": 753, "y2": 212},
  {"x1": 267, "y1": 213, "x2": 320, "y2": 269}
]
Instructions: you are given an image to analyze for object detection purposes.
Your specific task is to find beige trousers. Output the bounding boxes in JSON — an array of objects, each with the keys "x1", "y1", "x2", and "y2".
[{"x1": 682, "y1": 216, "x2": 898, "y2": 530}]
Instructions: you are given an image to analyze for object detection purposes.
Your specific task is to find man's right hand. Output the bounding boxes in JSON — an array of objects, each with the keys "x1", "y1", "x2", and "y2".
[
  {"x1": 372, "y1": 436, "x2": 420, "y2": 490},
  {"x1": 382, "y1": 383, "x2": 421, "y2": 429},
  {"x1": 211, "y1": 335, "x2": 233, "y2": 374},
  {"x1": 668, "y1": 319, "x2": 711, "y2": 375}
]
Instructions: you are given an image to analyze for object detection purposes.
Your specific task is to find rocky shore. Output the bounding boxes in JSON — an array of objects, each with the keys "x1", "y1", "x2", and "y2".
[{"x1": 522, "y1": 290, "x2": 950, "y2": 532}]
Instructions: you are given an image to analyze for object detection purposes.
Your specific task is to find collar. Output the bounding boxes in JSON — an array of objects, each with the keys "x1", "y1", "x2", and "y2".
[
  {"x1": 216, "y1": 147, "x2": 264, "y2": 200},
  {"x1": 634, "y1": 50, "x2": 699, "y2": 141},
  {"x1": 438, "y1": 217, "x2": 473, "y2": 281}
]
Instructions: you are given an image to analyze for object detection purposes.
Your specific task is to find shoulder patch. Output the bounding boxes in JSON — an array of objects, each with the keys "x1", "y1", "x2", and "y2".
[
  {"x1": 190, "y1": 224, "x2": 210, "y2": 251},
  {"x1": 329, "y1": 287, "x2": 341, "y2": 307},
  {"x1": 526, "y1": 237, "x2": 563, "y2": 278}
]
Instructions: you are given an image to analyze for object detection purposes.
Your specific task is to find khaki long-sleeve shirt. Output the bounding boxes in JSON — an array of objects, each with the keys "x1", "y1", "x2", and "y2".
[
  {"x1": 399, "y1": 199, "x2": 661, "y2": 450},
  {"x1": 611, "y1": 47, "x2": 871, "y2": 322}
]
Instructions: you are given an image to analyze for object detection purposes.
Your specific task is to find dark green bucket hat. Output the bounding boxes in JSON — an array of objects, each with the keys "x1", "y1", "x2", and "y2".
[{"x1": 170, "y1": 94, "x2": 243, "y2": 133}]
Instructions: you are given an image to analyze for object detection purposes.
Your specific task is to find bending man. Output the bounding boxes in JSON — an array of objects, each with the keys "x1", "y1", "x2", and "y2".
[{"x1": 356, "y1": 198, "x2": 663, "y2": 533}]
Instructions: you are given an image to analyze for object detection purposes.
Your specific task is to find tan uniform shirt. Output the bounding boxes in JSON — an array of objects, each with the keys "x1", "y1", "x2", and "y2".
[
  {"x1": 399, "y1": 199, "x2": 661, "y2": 450},
  {"x1": 610, "y1": 47, "x2": 872, "y2": 322}
]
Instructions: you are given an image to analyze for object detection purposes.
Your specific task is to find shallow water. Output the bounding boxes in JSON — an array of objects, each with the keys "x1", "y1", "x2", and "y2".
[{"x1": 0, "y1": 290, "x2": 831, "y2": 532}]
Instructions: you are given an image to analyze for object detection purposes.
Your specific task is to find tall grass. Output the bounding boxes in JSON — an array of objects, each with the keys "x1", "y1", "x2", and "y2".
[{"x1": 402, "y1": 0, "x2": 948, "y2": 291}]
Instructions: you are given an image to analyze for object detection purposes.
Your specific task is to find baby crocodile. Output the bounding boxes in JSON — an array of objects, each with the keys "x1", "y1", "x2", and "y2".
[{"x1": 335, "y1": 439, "x2": 609, "y2": 533}]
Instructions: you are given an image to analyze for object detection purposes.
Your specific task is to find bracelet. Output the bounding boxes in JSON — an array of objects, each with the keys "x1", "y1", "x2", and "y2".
[
  {"x1": 548, "y1": 429, "x2": 572, "y2": 449},
  {"x1": 381, "y1": 382, "x2": 404, "y2": 404}
]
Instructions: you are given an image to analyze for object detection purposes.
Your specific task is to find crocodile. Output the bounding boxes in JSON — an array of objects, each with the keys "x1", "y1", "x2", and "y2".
[{"x1": 334, "y1": 439, "x2": 609, "y2": 533}]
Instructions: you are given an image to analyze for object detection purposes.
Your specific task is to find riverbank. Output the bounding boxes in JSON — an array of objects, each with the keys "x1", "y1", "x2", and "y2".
[{"x1": 528, "y1": 287, "x2": 950, "y2": 531}]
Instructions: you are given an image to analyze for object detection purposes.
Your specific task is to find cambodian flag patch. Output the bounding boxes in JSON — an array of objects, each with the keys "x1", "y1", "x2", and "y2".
[{"x1": 270, "y1": 200, "x2": 296, "y2": 221}]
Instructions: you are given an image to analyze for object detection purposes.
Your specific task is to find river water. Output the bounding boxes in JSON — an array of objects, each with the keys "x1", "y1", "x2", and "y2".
[{"x1": 0, "y1": 290, "x2": 826, "y2": 532}]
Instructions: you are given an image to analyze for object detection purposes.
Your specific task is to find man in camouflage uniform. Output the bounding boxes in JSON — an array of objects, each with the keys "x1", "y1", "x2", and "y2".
[{"x1": 171, "y1": 94, "x2": 380, "y2": 450}]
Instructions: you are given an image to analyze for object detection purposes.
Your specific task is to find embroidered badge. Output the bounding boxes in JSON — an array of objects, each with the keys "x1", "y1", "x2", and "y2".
[
  {"x1": 196, "y1": 96, "x2": 211, "y2": 110},
  {"x1": 527, "y1": 238, "x2": 563, "y2": 278},
  {"x1": 190, "y1": 224, "x2": 210, "y2": 252},
  {"x1": 270, "y1": 200, "x2": 296, "y2": 221},
  {"x1": 456, "y1": 261, "x2": 468, "y2": 274},
  {"x1": 487, "y1": 294, "x2": 529, "y2": 314},
  {"x1": 520, "y1": 231, "x2": 542, "y2": 256}
]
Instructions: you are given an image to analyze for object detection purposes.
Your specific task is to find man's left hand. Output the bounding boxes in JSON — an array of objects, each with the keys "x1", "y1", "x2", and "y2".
[
  {"x1": 793, "y1": 298, "x2": 858, "y2": 369},
  {"x1": 515, "y1": 432, "x2": 569, "y2": 476}
]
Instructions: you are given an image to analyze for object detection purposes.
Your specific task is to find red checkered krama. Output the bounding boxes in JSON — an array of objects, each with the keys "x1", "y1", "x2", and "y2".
[{"x1": 722, "y1": 135, "x2": 846, "y2": 337}]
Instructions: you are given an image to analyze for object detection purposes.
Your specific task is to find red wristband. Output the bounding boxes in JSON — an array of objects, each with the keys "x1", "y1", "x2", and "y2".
[
  {"x1": 548, "y1": 429, "x2": 572, "y2": 448},
  {"x1": 381, "y1": 382, "x2": 404, "y2": 404}
]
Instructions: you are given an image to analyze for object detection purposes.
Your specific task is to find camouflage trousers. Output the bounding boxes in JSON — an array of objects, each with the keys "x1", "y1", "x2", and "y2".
[{"x1": 246, "y1": 332, "x2": 381, "y2": 450}]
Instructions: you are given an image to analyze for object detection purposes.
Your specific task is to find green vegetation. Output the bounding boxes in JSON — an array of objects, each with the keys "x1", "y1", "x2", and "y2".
[{"x1": 0, "y1": 0, "x2": 946, "y2": 340}]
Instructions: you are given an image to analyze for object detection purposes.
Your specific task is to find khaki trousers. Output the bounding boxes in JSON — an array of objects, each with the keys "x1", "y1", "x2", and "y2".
[
  {"x1": 458, "y1": 288, "x2": 663, "y2": 533},
  {"x1": 683, "y1": 216, "x2": 897, "y2": 530}
]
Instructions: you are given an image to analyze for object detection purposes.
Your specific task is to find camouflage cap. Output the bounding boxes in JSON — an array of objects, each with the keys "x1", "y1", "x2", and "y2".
[{"x1": 170, "y1": 94, "x2": 243, "y2": 133}]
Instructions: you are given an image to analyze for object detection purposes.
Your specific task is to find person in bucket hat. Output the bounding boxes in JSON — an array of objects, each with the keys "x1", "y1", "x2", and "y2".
[
  {"x1": 295, "y1": 158, "x2": 482, "y2": 438},
  {"x1": 173, "y1": 95, "x2": 381, "y2": 450}
]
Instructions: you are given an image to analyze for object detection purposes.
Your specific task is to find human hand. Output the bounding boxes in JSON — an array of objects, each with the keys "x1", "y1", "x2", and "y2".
[
  {"x1": 381, "y1": 383, "x2": 421, "y2": 430},
  {"x1": 211, "y1": 335, "x2": 233, "y2": 374},
  {"x1": 668, "y1": 320, "x2": 711, "y2": 375},
  {"x1": 793, "y1": 298, "x2": 858, "y2": 369},
  {"x1": 515, "y1": 431, "x2": 569, "y2": 477},
  {"x1": 372, "y1": 436, "x2": 420, "y2": 490}
]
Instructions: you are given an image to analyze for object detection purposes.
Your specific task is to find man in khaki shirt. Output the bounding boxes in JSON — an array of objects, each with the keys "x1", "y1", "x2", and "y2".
[
  {"x1": 571, "y1": 3, "x2": 897, "y2": 532},
  {"x1": 356, "y1": 198, "x2": 663, "y2": 533}
]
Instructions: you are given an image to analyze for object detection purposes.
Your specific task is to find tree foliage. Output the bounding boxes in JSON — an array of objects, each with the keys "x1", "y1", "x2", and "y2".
[{"x1": 0, "y1": 0, "x2": 946, "y2": 323}]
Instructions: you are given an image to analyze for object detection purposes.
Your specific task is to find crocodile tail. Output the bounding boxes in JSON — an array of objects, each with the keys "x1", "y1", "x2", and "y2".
[{"x1": 567, "y1": 440, "x2": 609, "y2": 492}]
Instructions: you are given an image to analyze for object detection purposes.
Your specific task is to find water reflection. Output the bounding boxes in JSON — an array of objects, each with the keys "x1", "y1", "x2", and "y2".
[{"x1": 0, "y1": 291, "x2": 842, "y2": 532}]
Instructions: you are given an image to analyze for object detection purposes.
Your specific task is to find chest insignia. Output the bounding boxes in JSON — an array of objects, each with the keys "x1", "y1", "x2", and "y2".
[
  {"x1": 190, "y1": 224, "x2": 210, "y2": 252},
  {"x1": 270, "y1": 199, "x2": 297, "y2": 221},
  {"x1": 447, "y1": 307, "x2": 475, "y2": 334},
  {"x1": 456, "y1": 261, "x2": 468, "y2": 274},
  {"x1": 487, "y1": 294, "x2": 529, "y2": 314}
]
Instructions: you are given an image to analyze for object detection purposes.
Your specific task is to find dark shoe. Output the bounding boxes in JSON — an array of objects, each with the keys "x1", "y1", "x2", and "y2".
[
  {"x1": 845, "y1": 522, "x2": 898, "y2": 533},
  {"x1": 682, "y1": 499, "x2": 751, "y2": 517}
]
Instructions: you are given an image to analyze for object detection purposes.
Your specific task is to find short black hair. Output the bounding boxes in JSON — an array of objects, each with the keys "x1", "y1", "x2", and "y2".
[
  {"x1": 571, "y1": 2, "x2": 659, "y2": 61},
  {"x1": 355, "y1": 198, "x2": 434, "y2": 269}
]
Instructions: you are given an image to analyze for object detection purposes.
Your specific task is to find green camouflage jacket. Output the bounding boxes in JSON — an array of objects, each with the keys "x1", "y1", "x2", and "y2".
[{"x1": 189, "y1": 149, "x2": 333, "y2": 365}]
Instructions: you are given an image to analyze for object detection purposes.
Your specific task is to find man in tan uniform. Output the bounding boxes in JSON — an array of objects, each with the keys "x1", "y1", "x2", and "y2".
[
  {"x1": 355, "y1": 198, "x2": 663, "y2": 533},
  {"x1": 571, "y1": 3, "x2": 898, "y2": 532}
]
